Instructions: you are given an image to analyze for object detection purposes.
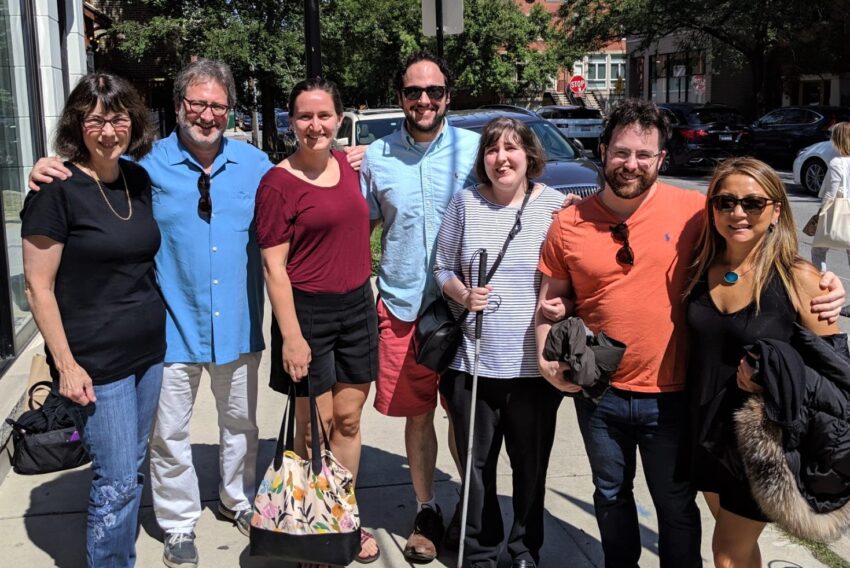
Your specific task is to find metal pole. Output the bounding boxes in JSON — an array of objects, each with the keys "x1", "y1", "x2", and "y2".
[
  {"x1": 436, "y1": 0, "x2": 444, "y2": 59},
  {"x1": 304, "y1": 0, "x2": 322, "y2": 79}
]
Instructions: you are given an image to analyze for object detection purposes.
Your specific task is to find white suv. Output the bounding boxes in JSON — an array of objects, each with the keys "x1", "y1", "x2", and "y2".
[{"x1": 336, "y1": 108, "x2": 406, "y2": 147}]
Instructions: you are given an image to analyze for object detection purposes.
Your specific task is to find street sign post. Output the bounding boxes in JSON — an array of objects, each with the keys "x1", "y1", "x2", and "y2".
[
  {"x1": 569, "y1": 75, "x2": 587, "y2": 97},
  {"x1": 422, "y1": 0, "x2": 464, "y2": 36}
]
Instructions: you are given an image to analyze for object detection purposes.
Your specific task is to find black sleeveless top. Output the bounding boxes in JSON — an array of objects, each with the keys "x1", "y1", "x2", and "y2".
[{"x1": 685, "y1": 270, "x2": 798, "y2": 491}]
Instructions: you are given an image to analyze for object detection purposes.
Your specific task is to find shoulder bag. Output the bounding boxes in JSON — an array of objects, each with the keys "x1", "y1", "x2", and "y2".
[
  {"x1": 813, "y1": 166, "x2": 850, "y2": 249},
  {"x1": 249, "y1": 386, "x2": 361, "y2": 565},
  {"x1": 414, "y1": 183, "x2": 534, "y2": 373}
]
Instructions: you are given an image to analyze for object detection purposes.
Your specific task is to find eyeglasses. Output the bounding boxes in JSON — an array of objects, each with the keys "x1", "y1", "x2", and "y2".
[
  {"x1": 710, "y1": 194, "x2": 776, "y2": 214},
  {"x1": 197, "y1": 173, "x2": 212, "y2": 222},
  {"x1": 183, "y1": 97, "x2": 230, "y2": 117},
  {"x1": 607, "y1": 148, "x2": 663, "y2": 166},
  {"x1": 83, "y1": 115, "x2": 132, "y2": 131},
  {"x1": 610, "y1": 222, "x2": 634, "y2": 266},
  {"x1": 401, "y1": 85, "x2": 447, "y2": 101}
]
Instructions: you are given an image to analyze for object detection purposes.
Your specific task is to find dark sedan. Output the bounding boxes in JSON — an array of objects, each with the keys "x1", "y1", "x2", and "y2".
[
  {"x1": 658, "y1": 103, "x2": 745, "y2": 173},
  {"x1": 737, "y1": 105, "x2": 850, "y2": 165},
  {"x1": 447, "y1": 109, "x2": 602, "y2": 198}
]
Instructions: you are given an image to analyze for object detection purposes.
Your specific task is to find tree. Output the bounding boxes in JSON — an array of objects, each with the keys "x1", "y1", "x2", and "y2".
[
  {"x1": 106, "y1": 0, "x2": 304, "y2": 151},
  {"x1": 559, "y1": 0, "x2": 844, "y2": 113}
]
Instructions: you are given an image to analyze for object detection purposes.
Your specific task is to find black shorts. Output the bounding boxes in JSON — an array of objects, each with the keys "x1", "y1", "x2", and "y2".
[{"x1": 270, "y1": 279, "x2": 378, "y2": 397}]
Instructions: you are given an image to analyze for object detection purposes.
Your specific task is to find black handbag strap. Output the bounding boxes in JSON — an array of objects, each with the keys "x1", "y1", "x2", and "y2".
[
  {"x1": 455, "y1": 181, "x2": 535, "y2": 321},
  {"x1": 272, "y1": 383, "x2": 332, "y2": 475}
]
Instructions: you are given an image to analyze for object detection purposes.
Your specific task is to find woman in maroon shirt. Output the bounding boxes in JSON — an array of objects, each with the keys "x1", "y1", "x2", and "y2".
[{"x1": 254, "y1": 78, "x2": 379, "y2": 564}]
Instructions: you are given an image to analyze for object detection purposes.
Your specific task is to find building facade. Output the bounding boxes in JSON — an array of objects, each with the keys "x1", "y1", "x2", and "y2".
[{"x1": 0, "y1": 0, "x2": 88, "y2": 374}]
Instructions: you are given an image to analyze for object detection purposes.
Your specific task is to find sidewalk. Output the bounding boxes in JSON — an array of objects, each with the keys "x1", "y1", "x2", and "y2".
[{"x1": 0, "y1": 303, "x2": 847, "y2": 567}]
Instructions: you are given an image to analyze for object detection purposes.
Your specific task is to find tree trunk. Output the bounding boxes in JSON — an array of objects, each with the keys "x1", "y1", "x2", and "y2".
[{"x1": 261, "y1": 75, "x2": 277, "y2": 154}]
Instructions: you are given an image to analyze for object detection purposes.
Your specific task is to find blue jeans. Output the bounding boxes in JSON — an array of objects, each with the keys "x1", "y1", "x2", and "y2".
[
  {"x1": 66, "y1": 363, "x2": 164, "y2": 568},
  {"x1": 574, "y1": 389, "x2": 701, "y2": 568}
]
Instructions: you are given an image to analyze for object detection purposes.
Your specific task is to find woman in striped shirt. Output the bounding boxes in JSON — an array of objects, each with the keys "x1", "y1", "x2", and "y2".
[{"x1": 433, "y1": 117, "x2": 565, "y2": 568}]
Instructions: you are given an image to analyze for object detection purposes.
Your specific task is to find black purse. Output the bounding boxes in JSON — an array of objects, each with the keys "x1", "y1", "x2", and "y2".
[
  {"x1": 5, "y1": 389, "x2": 90, "y2": 475},
  {"x1": 414, "y1": 184, "x2": 534, "y2": 373}
]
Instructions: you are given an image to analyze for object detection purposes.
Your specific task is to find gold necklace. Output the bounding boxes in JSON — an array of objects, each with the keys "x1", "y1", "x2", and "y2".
[{"x1": 79, "y1": 163, "x2": 133, "y2": 221}]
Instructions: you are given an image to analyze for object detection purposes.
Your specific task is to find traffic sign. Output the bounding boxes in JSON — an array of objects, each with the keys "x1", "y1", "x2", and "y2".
[
  {"x1": 691, "y1": 74, "x2": 706, "y2": 95},
  {"x1": 422, "y1": 0, "x2": 464, "y2": 36},
  {"x1": 569, "y1": 75, "x2": 587, "y2": 95}
]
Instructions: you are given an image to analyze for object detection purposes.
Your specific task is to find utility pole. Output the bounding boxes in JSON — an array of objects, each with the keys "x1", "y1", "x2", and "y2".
[
  {"x1": 435, "y1": 0, "x2": 444, "y2": 59},
  {"x1": 305, "y1": 0, "x2": 322, "y2": 79}
]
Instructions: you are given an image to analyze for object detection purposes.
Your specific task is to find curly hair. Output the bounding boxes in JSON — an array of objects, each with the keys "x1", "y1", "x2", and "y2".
[
  {"x1": 53, "y1": 73, "x2": 154, "y2": 163},
  {"x1": 395, "y1": 51, "x2": 454, "y2": 95},
  {"x1": 600, "y1": 98, "x2": 670, "y2": 151}
]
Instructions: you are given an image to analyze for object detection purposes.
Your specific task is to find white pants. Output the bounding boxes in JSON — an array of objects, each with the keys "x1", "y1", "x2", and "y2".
[{"x1": 150, "y1": 352, "x2": 260, "y2": 534}]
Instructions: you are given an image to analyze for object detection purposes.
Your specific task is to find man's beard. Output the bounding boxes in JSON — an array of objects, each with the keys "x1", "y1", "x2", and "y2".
[
  {"x1": 404, "y1": 104, "x2": 446, "y2": 135},
  {"x1": 177, "y1": 107, "x2": 223, "y2": 150},
  {"x1": 602, "y1": 158, "x2": 658, "y2": 200}
]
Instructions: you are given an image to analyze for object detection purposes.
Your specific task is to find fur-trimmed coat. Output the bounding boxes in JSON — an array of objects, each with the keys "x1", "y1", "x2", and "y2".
[{"x1": 735, "y1": 324, "x2": 850, "y2": 542}]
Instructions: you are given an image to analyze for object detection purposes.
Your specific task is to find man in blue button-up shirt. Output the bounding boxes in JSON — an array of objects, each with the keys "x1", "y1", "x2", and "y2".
[{"x1": 360, "y1": 52, "x2": 480, "y2": 563}]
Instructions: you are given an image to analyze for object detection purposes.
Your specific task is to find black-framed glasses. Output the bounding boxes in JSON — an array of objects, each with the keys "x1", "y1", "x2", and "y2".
[
  {"x1": 610, "y1": 222, "x2": 634, "y2": 266},
  {"x1": 401, "y1": 85, "x2": 447, "y2": 101},
  {"x1": 183, "y1": 97, "x2": 230, "y2": 117},
  {"x1": 710, "y1": 194, "x2": 776, "y2": 215},
  {"x1": 83, "y1": 115, "x2": 132, "y2": 131},
  {"x1": 197, "y1": 173, "x2": 212, "y2": 222}
]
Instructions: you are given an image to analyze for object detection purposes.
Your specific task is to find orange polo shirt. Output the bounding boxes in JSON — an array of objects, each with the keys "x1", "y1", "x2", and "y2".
[{"x1": 538, "y1": 183, "x2": 705, "y2": 393}]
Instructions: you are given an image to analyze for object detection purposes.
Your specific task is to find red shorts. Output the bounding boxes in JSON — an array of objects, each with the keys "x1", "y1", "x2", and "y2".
[{"x1": 374, "y1": 298, "x2": 442, "y2": 417}]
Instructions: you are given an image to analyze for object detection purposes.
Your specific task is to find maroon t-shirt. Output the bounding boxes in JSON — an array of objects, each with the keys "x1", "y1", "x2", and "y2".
[{"x1": 255, "y1": 150, "x2": 372, "y2": 294}]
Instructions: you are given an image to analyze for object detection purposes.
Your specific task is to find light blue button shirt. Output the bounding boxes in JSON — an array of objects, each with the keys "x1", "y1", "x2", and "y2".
[
  {"x1": 361, "y1": 121, "x2": 480, "y2": 322},
  {"x1": 142, "y1": 131, "x2": 272, "y2": 364}
]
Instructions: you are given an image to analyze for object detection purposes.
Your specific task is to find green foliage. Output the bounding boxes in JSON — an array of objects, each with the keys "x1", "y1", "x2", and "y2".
[{"x1": 559, "y1": 0, "x2": 838, "y2": 111}]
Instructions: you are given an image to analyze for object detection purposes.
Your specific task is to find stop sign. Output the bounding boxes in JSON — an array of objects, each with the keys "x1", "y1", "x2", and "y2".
[{"x1": 569, "y1": 75, "x2": 587, "y2": 95}]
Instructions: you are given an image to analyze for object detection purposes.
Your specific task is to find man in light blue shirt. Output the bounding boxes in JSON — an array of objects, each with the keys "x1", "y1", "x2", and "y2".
[{"x1": 360, "y1": 52, "x2": 479, "y2": 563}]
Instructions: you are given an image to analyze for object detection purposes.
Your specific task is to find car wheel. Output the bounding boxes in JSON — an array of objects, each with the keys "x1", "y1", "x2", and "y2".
[{"x1": 801, "y1": 158, "x2": 827, "y2": 195}]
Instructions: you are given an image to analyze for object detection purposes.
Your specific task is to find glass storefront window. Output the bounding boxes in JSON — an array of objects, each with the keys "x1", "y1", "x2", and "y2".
[{"x1": 0, "y1": 0, "x2": 38, "y2": 357}]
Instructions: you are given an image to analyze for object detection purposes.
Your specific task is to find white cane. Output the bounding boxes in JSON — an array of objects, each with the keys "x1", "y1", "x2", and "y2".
[{"x1": 457, "y1": 249, "x2": 488, "y2": 568}]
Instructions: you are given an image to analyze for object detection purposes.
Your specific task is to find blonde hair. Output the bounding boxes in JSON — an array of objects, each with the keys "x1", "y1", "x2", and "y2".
[
  {"x1": 684, "y1": 157, "x2": 803, "y2": 311},
  {"x1": 832, "y1": 122, "x2": 850, "y2": 157}
]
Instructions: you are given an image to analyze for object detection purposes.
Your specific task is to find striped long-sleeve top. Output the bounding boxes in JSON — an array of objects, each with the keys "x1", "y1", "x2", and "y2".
[{"x1": 433, "y1": 184, "x2": 564, "y2": 379}]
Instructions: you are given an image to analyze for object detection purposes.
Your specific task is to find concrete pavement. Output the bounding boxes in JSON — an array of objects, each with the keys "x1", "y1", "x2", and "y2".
[{"x1": 1, "y1": 312, "x2": 847, "y2": 568}]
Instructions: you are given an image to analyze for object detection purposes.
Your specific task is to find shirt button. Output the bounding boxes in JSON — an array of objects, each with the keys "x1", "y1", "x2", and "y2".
[
  {"x1": 214, "y1": 311, "x2": 220, "y2": 317},
  {"x1": 213, "y1": 279, "x2": 219, "y2": 285},
  {"x1": 212, "y1": 246, "x2": 218, "y2": 252}
]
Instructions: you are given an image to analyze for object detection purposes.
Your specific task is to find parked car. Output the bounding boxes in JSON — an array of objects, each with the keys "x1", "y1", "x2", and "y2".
[
  {"x1": 275, "y1": 111, "x2": 289, "y2": 137},
  {"x1": 536, "y1": 105, "x2": 604, "y2": 157},
  {"x1": 447, "y1": 108, "x2": 602, "y2": 197},
  {"x1": 793, "y1": 140, "x2": 837, "y2": 195},
  {"x1": 657, "y1": 103, "x2": 745, "y2": 173},
  {"x1": 335, "y1": 108, "x2": 406, "y2": 147},
  {"x1": 737, "y1": 105, "x2": 850, "y2": 164}
]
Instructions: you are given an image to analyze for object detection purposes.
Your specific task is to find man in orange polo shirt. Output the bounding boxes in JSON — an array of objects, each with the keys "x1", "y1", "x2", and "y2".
[{"x1": 535, "y1": 98, "x2": 844, "y2": 568}]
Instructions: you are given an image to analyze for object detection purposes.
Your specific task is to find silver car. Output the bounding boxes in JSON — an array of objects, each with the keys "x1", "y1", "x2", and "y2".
[{"x1": 537, "y1": 105, "x2": 604, "y2": 156}]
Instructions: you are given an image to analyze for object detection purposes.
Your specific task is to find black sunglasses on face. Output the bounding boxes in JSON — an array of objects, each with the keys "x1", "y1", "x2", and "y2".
[
  {"x1": 401, "y1": 85, "x2": 447, "y2": 101},
  {"x1": 197, "y1": 173, "x2": 212, "y2": 222},
  {"x1": 610, "y1": 222, "x2": 634, "y2": 266},
  {"x1": 710, "y1": 194, "x2": 775, "y2": 214}
]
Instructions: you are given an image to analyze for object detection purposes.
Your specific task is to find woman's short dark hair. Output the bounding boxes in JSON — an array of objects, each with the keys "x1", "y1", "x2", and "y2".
[
  {"x1": 474, "y1": 117, "x2": 546, "y2": 185},
  {"x1": 395, "y1": 51, "x2": 453, "y2": 95},
  {"x1": 53, "y1": 73, "x2": 154, "y2": 162},
  {"x1": 600, "y1": 98, "x2": 670, "y2": 150},
  {"x1": 287, "y1": 77, "x2": 344, "y2": 116}
]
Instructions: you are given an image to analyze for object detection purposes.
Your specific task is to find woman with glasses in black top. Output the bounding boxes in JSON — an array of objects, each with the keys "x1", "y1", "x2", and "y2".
[{"x1": 20, "y1": 74, "x2": 163, "y2": 567}]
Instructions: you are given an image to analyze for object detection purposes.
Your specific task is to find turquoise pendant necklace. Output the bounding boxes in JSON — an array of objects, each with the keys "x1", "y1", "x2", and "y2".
[{"x1": 723, "y1": 265, "x2": 754, "y2": 285}]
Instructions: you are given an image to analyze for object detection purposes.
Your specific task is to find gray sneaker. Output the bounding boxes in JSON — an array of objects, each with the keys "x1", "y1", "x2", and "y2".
[
  {"x1": 163, "y1": 531, "x2": 198, "y2": 568},
  {"x1": 218, "y1": 502, "x2": 252, "y2": 537}
]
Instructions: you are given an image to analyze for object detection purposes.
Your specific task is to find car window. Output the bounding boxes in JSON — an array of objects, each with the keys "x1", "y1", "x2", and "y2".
[
  {"x1": 777, "y1": 109, "x2": 810, "y2": 124},
  {"x1": 275, "y1": 114, "x2": 289, "y2": 129},
  {"x1": 759, "y1": 110, "x2": 785, "y2": 126},
  {"x1": 338, "y1": 117, "x2": 352, "y2": 143},
  {"x1": 530, "y1": 121, "x2": 577, "y2": 160},
  {"x1": 693, "y1": 109, "x2": 743, "y2": 125},
  {"x1": 355, "y1": 117, "x2": 404, "y2": 145},
  {"x1": 559, "y1": 108, "x2": 602, "y2": 120},
  {"x1": 538, "y1": 110, "x2": 551, "y2": 118}
]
